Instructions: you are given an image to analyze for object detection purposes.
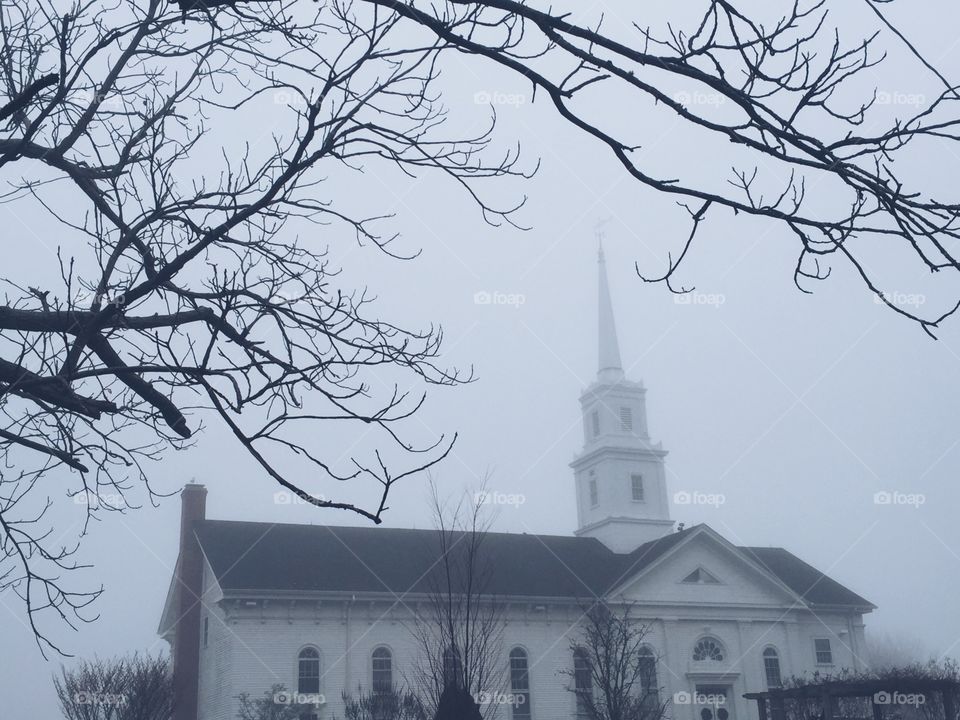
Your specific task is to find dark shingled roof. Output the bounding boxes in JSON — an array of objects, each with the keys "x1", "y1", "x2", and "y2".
[
  {"x1": 739, "y1": 546, "x2": 873, "y2": 608},
  {"x1": 196, "y1": 520, "x2": 873, "y2": 608}
]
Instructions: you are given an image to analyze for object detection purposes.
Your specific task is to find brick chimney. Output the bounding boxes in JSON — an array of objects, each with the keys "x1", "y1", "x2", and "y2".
[{"x1": 172, "y1": 483, "x2": 207, "y2": 720}]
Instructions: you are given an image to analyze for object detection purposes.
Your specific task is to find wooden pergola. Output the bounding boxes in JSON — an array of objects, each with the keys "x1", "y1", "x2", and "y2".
[{"x1": 745, "y1": 679, "x2": 960, "y2": 720}]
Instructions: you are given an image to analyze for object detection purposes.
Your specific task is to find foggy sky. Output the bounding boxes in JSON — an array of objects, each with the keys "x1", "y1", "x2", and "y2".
[{"x1": 2, "y1": 1, "x2": 959, "y2": 717}]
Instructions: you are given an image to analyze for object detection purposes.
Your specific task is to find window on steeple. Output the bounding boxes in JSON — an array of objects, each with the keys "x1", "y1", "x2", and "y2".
[
  {"x1": 619, "y1": 407, "x2": 633, "y2": 431},
  {"x1": 591, "y1": 410, "x2": 600, "y2": 437},
  {"x1": 589, "y1": 477, "x2": 598, "y2": 507},
  {"x1": 631, "y1": 474, "x2": 644, "y2": 501}
]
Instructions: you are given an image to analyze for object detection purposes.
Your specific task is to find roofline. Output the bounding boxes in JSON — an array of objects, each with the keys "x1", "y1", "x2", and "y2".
[
  {"x1": 196, "y1": 518, "x2": 606, "y2": 546},
  {"x1": 195, "y1": 521, "x2": 875, "y2": 612},
  {"x1": 209, "y1": 587, "x2": 866, "y2": 612}
]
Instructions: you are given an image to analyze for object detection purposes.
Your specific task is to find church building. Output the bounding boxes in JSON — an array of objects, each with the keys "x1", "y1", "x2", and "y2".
[{"x1": 159, "y1": 248, "x2": 874, "y2": 720}]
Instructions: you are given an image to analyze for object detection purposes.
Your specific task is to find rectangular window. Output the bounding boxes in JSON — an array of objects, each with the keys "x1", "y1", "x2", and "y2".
[
  {"x1": 589, "y1": 478, "x2": 598, "y2": 507},
  {"x1": 814, "y1": 638, "x2": 833, "y2": 665},
  {"x1": 591, "y1": 410, "x2": 600, "y2": 437},
  {"x1": 203, "y1": 616, "x2": 209, "y2": 648},
  {"x1": 620, "y1": 406, "x2": 633, "y2": 431},
  {"x1": 631, "y1": 474, "x2": 644, "y2": 501}
]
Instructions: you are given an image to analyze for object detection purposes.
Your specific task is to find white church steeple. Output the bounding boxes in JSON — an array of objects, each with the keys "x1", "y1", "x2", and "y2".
[
  {"x1": 571, "y1": 241, "x2": 674, "y2": 552},
  {"x1": 597, "y1": 241, "x2": 625, "y2": 385}
]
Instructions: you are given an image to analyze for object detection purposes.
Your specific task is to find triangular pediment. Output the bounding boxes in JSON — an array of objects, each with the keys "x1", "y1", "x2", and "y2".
[{"x1": 610, "y1": 526, "x2": 809, "y2": 608}]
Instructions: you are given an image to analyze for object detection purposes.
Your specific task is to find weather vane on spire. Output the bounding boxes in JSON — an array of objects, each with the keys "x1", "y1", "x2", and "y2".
[{"x1": 594, "y1": 217, "x2": 613, "y2": 261}]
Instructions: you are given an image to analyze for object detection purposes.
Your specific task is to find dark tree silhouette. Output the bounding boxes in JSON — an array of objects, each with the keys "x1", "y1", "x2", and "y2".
[
  {"x1": 340, "y1": 687, "x2": 427, "y2": 720},
  {"x1": 1, "y1": 0, "x2": 958, "y2": 652},
  {"x1": 565, "y1": 602, "x2": 669, "y2": 720},
  {"x1": 53, "y1": 653, "x2": 173, "y2": 720},
  {"x1": 409, "y1": 480, "x2": 504, "y2": 719}
]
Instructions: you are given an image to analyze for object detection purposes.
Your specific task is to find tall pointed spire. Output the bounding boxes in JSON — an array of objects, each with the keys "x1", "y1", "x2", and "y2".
[{"x1": 597, "y1": 239, "x2": 624, "y2": 384}]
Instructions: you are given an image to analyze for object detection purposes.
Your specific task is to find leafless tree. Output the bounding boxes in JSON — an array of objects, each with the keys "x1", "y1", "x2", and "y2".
[
  {"x1": 344, "y1": 0, "x2": 960, "y2": 335},
  {"x1": 340, "y1": 688, "x2": 428, "y2": 720},
  {"x1": 236, "y1": 684, "x2": 317, "y2": 720},
  {"x1": 3, "y1": 0, "x2": 959, "y2": 653},
  {"x1": 53, "y1": 652, "x2": 173, "y2": 720},
  {"x1": 0, "y1": 0, "x2": 530, "y2": 654},
  {"x1": 408, "y1": 480, "x2": 505, "y2": 719},
  {"x1": 565, "y1": 602, "x2": 668, "y2": 720}
]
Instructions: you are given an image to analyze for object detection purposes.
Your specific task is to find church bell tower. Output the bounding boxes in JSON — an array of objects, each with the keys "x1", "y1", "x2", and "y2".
[{"x1": 571, "y1": 243, "x2": 673, "y2": 553}]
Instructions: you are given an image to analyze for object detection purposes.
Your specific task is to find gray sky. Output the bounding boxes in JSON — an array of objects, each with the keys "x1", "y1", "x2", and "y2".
[{"x1": 2, "y1": 1, "x2": 959, "y2": 717}]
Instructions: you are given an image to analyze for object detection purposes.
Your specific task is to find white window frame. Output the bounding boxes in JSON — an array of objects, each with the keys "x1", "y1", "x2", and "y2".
[
  {"x1": 509, "y1": 647, "x2": 532, "y2": 720},
  {"x1": 763, "y1": 647, "x2": 782, "y2": 688},
  {"x1": 297, "y1": 646, "x2": 322, "y2": 696},
  {"x1": 371, "y1": 646, "x2": 393, "y2": 694},
  {"x1": 631, "y1": 473, "x2": 644, "y2": 502},
  {"x1": 814, "y1": 638, "x2": 833, "y2": 665}
]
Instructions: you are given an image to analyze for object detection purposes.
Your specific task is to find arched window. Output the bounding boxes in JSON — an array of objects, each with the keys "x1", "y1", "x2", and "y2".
[
  {"x1": 573, "y1": 647, "x2": 593, "y2": 719},
  {"x1": 298, "y1": 647, "x2": 321, "y2": 694},
  {"x1": 692, "y1": 637, "x2": 725, "y2": 663},
  {"x1": 638, "y1": 645, "x2": 659, "y2": 709},
  {"x1": 509, "y1": 648, "x2": 532, "y2": 719},
  {"x1": 763, "y1": 647, "x2": 782, "y2": 688},
  {"x1": 372, "y1": 647, "x2": 393, "y2": 694},
  {"x1": 442, "y1": 646, "x2": 462, "y2": 689}
]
